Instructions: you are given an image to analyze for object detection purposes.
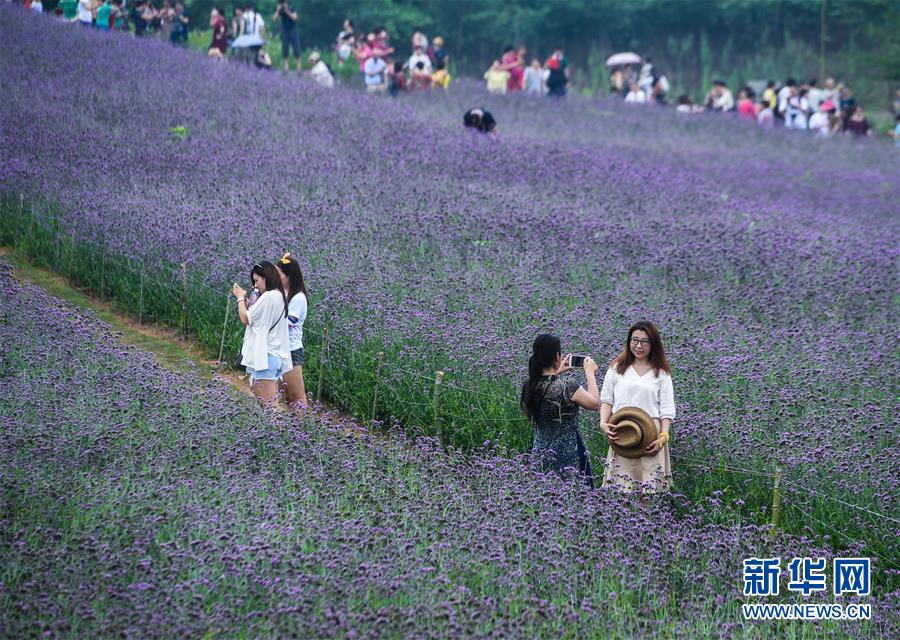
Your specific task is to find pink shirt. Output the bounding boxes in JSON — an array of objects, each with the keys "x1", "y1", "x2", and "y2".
[
  {"x1": 738, "y1": 99, "x2": 757, "y2": 121},
  {"x1": 356, "y1": 45, "x2": 372, "y2": 72}
]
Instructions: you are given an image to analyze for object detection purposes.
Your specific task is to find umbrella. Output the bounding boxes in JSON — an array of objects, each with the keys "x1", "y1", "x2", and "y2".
[
  {"x1": 605, "y1": 52, "x2": 641, "y2": 67},
  {"x1": 231, "y1": 34, "x2": 265, "y2": 49}
]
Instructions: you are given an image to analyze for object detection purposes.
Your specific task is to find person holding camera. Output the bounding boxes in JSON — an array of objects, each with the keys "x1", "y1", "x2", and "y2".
[
  {"x1": 232, "y1": 261, "x2": 291, "y2": 405},
  {"x1": 274, "y1": 1, "x2": 300, "y2": 72},
  {"x1": 599, "y1": 320, "x2": 675, "y2": 494},
  {"x1": 276, "y1": 253, "x2": 308, "y2": 408},
  {"x1": 521, "y1": 334, "x2": 600, "y2": 488}
]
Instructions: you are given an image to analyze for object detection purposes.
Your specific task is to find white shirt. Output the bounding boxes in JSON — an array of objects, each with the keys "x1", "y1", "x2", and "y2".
[
  {"x1": 309, "y1": 61, "x2": 334, "y2": 88},
  {"x1": 32, "y1": 1, "x2": 43, "y2": 13},
  {"x1": 364, "y1": 57, "x2": 386, "y2": 85},
  {"x1": 407, "y1": 52, "x2": 432, "y2": 74},
  {"x1": 78, "y1": 0, "x2": 92, "y2": 23},
  {"x1": 244, "y1": 11, "x2": 265, "y2": 37},
  {"x1": 600, "y1": 365, "x2": 676, "y2": 420},
  {"x1": 625, "y1": 89, "x2": 647, "y2": 104},
  {"x1": 240, "y1": 290, "x2": 292, "y2": 374},
  {"x1": 523, "y1": 67, "x2": 543, "y2": 94},
  {"x1": 287, "y1": 292, "x2": 307, "y2": 350}
]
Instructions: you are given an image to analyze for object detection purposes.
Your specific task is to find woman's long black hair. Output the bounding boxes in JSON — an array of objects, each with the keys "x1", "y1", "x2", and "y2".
[
  {"x1": 250, "y1": 261, "x2": 288, "y2": 317},
  {"x1": 276, "y1": 252, "x2": 309, "y2": 304},
  {"x1": 520, "y1": 333, "x2": 561, "y2": 422}
]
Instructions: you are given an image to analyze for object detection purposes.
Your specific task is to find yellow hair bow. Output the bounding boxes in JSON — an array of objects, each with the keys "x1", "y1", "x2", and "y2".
[{"x1": 280, "y1": 252, "x2": 292, "y2": 265}]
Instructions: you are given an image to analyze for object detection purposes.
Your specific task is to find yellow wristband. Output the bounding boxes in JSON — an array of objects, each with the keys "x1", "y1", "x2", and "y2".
[{"x1": 660, "y1": 432, "x2": 670, "y2": 444}]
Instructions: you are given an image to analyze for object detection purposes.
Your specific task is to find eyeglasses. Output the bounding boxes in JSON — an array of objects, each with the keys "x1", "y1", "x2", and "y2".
[{"x1": 630, "y1": 338, "x2": 651, "y2": 347}]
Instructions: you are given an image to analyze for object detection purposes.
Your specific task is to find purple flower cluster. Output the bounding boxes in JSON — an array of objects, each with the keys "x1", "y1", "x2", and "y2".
[
  {"x1": 1, "y1": 259, "x2": 896, "y2": 637},
  {"x1": 0, "y1": 6, "x2": 897, "y2": 594}
]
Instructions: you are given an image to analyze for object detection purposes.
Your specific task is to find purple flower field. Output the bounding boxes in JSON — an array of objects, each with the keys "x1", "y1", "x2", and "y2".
[
  {"x1": 0, "y1": 258, "x2": 894, "y2": 637},
  {"x1": 0, "y1": 7, "x2": 898, "y2": 632}
]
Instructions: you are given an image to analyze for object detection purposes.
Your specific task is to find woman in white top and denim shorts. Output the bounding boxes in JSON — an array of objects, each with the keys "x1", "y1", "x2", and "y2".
[
  {"x1": 232, "y1": 261, "x2": 291, "y2": 405},
  {"x1": 599, "y1": 320, "x2": 676, "y2": 494}
]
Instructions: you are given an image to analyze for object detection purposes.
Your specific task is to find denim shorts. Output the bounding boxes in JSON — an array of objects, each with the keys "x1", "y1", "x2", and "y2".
[
  {"x1": 291, "y1": 348, "x2": 305, "y2": 367},
  {"x1": 248, "y1": 353, "x2": 283, "y2": 382}
]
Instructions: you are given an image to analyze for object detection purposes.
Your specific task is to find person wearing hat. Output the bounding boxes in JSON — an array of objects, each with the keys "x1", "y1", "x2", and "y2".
[
  {"x1": 809, "y1": 99, "x2": 834, "y2": 137},
  {"x1": 599, "y1": 320, "x2": 675, "y2": 494},
  {"x1": 521, "y1": 334, "x2": 601, "y2": 488},
  {"x1": 307, "y1": 52, "x2": 334, "y2": 88}
]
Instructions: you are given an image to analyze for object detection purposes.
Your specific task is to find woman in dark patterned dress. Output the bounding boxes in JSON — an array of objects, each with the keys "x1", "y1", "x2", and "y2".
[{"x1": 520, "y1": 334, "x2": 601, "y2": 488}]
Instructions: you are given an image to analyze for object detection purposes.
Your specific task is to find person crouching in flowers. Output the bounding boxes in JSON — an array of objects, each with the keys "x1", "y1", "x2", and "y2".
[
  {"x1": 600, "y1": 320, "x2": 675, "y2": 494},
  {"x1": 276, "y1": 252, "x2": 308, "y2": 409},
  {"x1": 521, "y1": 333, "x2": 601, "y2": 488},
  {"x1": 232, "y1": 261, "x2": 291, "y2": 405}
]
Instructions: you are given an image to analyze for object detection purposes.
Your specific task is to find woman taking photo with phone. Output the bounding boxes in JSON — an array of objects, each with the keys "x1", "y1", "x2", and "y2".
[
  {"x1": 599, "y1": 320, "x2": 675, "y2": 494},
  {"x1": 232, "y1": 261, "x2": 291, "y2": 405},
  {"x1": 276, "y1": 252, "x2": 308, "y2": 408},
  {"x1": 521, "y1": 333, "x2": 601, "y2": 488}
]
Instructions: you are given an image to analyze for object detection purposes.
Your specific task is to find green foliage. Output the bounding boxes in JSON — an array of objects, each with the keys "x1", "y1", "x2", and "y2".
[{"x1": 179, "y1": 0, "x2": 897, "y2": 105}]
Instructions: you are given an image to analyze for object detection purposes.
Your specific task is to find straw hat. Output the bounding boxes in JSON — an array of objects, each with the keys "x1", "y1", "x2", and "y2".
[{"x1": 609, "y1": 407, "x2": 658, "y2": 458}]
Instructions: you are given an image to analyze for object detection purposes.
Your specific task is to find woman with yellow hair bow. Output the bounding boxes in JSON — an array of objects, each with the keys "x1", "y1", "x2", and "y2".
[{"x1": 276, "y1": 252, "x2": 309, "y2": 409}]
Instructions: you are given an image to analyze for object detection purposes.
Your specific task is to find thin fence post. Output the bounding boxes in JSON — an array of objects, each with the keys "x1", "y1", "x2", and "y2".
[
  {"x1": 15, "y1": 193, "x2": 23, "y2": 247},
  {"x1": 217, "y1": 294, "x2": 231, "y2": 365},
  {"x1": 769, "y1": 465, "x2": 784, "y2": 538},
  {"x1": 180, "y1": 262, "x2": 189, "y2": 337},
  {"x1": 433, "y1": 371, "x2": 445, "y2": 433},
  {"x1": 316, "y1": 327, "x2": 329, "y2": 402},
  {"x1": 99, "y1": 243, "x2": 106, "y2": 298},
  {"x1": 138, "y1": 265, "x2": 145, "y2": 325},
  {"x1": 371, "y1": 351, "x2": 384, "y2": 425}
]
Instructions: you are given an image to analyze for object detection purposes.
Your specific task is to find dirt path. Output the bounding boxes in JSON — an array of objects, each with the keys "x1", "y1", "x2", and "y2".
[{"x1": 1, "y1": 247, "x2": 366, "y2": 434}]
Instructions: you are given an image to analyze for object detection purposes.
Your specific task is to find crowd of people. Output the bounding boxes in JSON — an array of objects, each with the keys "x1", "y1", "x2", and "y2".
[
  {"x1": 483, "y1": 45, "x2": 570, "y2": 97},
  {"x1": 333, "y1": 20, "x2": 452, "y2": 94}
]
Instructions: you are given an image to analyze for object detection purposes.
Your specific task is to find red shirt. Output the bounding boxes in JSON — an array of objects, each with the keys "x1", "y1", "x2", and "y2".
[{"x1": 737, "y1": 99, "x2": 757, "y2": 121}]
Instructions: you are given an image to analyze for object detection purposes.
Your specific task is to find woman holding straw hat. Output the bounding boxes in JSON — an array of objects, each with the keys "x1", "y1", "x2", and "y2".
[{"x1": 599, "y1": 320, "x2": 675, "y2": 494}]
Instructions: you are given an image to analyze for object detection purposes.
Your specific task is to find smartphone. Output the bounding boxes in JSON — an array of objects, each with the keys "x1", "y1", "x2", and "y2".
[{"x1": 570, "y1": 355, "x2": 586, "y2": 368}]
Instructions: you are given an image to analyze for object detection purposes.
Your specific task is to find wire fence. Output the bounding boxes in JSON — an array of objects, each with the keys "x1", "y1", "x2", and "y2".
[{"x1": 3, "y1": 191, "x2": 897, "y2": 555}]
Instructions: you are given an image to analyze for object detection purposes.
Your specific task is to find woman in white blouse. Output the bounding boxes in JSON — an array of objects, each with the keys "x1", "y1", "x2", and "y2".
[
  {"x1": 232, "y1": 261, "x2": 292, "y2": 405},
  {"x1": 599, "y1": 320, "x2": 675, "y2": 493}
]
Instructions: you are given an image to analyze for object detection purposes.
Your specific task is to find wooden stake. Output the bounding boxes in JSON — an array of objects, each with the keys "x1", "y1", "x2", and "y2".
[
  {"x1": 433, "y1": 371, "x2": 445, "y2": 433},
  {"x1": 316, "y1": 327, "x2": 329, "y2": 402},
  {"x1": 371, "y1": 351, "x2": 384, "y2": 425},
  {"x1": 217, "y1": 294, "x2": 231, "y2": 365},
  {"x1": 180, "y1": 262, "x2": 189, "y2": 336},
  {"x1": 769, "y1": 465, "x2": 784, "y2": 538}
]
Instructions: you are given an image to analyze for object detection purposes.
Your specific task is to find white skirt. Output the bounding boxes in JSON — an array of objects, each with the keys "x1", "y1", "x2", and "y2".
[{"x1": 602, "y1": 418, "x2": 673, "y2": 494}]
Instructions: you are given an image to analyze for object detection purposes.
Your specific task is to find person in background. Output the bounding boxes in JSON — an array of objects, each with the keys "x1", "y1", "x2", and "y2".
[
  {"x1": 407, "y1": 44, "x2": 432, "y2": 77},
  {"x1": 893, "y1": 113, "x2": 900, "y2": 148},
  {"x1": 76, "y1": 0, "x2": 93, "y2": 26},
  {"x1": 229, "y1": 6, "x2": 244, "y2": 44},
  {"x1": 353, "y1": 34, "x2": 374, "y2": 86},
  {"x1": 484, "y1": 60, "x2": 509, "y2": 95},
  {"x1": 131, "y1": 0, "x2": 149, "y2": 36},
  {"x1": 276, "y1": 253, "x2": 309, "y2": 409},
  {"x1": 411, "y1": 28, "x2": 428, "y2": 51},
  {"x1": 95, "y1": 0, "x2": 112, "y2": 30},
  {"x1": 307, "y1": 51, "x2": 334, "y2": 88},
  {"x1": 210, "y1": 5, "x2": 228, "y2": 55},
  {"x1": 158, "y1": 0, "x2": 174, "y2": 42},
  {"x1": 388, "y1": 60, "x2": 407, "y2": 95},
  {"x1": 600, "y1": 320, "x2": 675, "y2": 495},
  {"x1": 761, "y1": 80, "x2": 777, "y2": 111},
  {"x1": 839, "y1": 86, "x2": 857, "y2": 129},
  {"x1": 170, "y1": 1, "x2": 189, "y2": 46},
  {"x1": 756, "y1": 99, "x2": 774, "y2": 126},
  {"x1": 785, "y1": 86, "x2": 809, "y2": 130},
  {"x1": 232, "y1": 262, "x2": 291, "y2": 406},
  {"x1": 364, "y1": 48, "x2": 387, "y2": 93},
  {"x1": 544, "y1": 46, "x2": 569, "y2": 97},
  {"x1": 429, "y1": 36, "x2": 450, "y2": 90},
  {"x1": 274, "y1": 1, "x2": 300, "y2": 72},
  {"x1": 243, "y1": 3, "x2": 265, "y2": 66},
  {"x1": 374, "y1": 28, "x2": 394, "y2": 57},
  {"x1": 707, "y1": 80, "x2": 734, "y2": 111},
  {"x1": 110, "y1": 0, "x2": 125, "y2": 30},
  {"x1": 650, "y1": 74, "x2": 669, "y2": 104},
  {"x1": 845, "y1": 105, "x2": 870, "y2": 137},
  {"x1": 336, "y1": 18, "x2": 354, "y2": 60},
  {"x1": 777, "y1": 78, "x2": 795, "y2": 120},
  {"x1": 807, "y1": 78, "x2": 825, "y2": 113},
  {"x1": 523, "y1": 57, "x2": 544, "y2": 95},
  {"x1": 31, "y1": 0, "x2": 43, "y2": 14},
  {"x1": 410, "y1": 60, "x2": 432, "y2": 91},
  {"x1": 609, "y1": 67, "x2": 624, "y2": 95},
  {"x1": 737, "y1": 88, "x2": 757, "y2": 121},
  {"x1": 500, "y1": 46, "x2": 522, "y2": 92},
  {"x1": 675, "y1": 94, "x2": 696, "y2": 113},
  {"x1": 638, "y1": 56, "x2": 654, "y2": 99},
  {"x1": 624, "y1": 81, "x2": 646, "y2": 104},
  {"x1": 521, "y1": 334, "x2": 600, "y2": 488},
  {"x1": 463, "y1": 107, "x2": 496, "y2": 133},
  {"x1": 60, "y1": 0, "x2": 78, "y2": 22},
  {"x1": 808, "y1": 99, "x2": 833, "y2": 136}
]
